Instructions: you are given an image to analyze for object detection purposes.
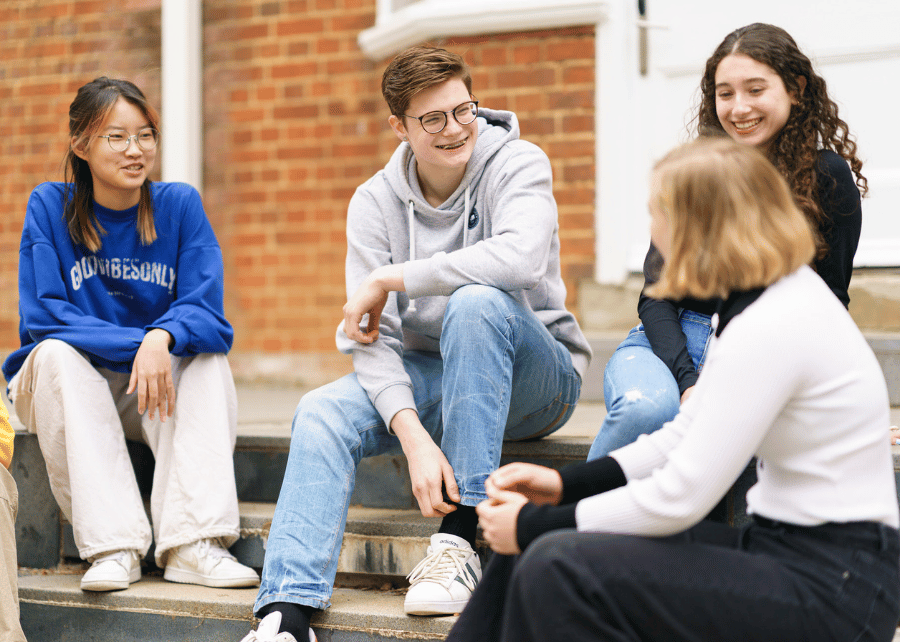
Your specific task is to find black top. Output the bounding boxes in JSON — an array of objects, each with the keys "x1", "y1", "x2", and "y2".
[{"x1": 637, "y1": 150, "x2": 861, "y2": 394}]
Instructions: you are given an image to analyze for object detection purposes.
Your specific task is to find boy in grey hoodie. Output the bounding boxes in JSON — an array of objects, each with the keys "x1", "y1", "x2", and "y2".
[{"x1": 244, "y1": 45, "x2": 591, "y2": 642}]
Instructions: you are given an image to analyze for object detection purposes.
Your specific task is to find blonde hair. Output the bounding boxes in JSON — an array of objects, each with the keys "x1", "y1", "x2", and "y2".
[{"x1": 647, "y1": 139, "x2": 815, "y2": 301}]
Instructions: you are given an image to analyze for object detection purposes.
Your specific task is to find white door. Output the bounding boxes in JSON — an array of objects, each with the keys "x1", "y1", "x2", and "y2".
[{"x1": 620, "y1": 0, "x2": 900, "y2": 273}]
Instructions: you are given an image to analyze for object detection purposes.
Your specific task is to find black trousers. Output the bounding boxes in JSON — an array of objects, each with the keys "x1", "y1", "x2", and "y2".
[{"x1": 447, "y1": 519, "x2": 900, "y2": 642}]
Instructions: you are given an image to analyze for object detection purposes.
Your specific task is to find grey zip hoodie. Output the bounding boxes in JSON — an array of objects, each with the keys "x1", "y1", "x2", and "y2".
[{"x1": 337, "y1": 107, "x2": 592, "y2": 427}]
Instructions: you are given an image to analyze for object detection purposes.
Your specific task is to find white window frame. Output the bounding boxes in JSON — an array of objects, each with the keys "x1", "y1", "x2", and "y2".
[{"x1": 359, "y1": 0, "x2": 639, "y2": 284}]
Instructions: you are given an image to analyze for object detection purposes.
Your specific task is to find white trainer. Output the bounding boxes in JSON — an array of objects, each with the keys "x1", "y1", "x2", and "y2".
[
  {"x1": 404, "y1": 533, "x2": 482, "y2": 616},
  {"x1": 239, "y1": 612, "x2": 317, "y2": 642},
  {"x1": 163, "y1": 537, "x2": 260, "y2": 588},
  {"x1": 81, "y1": 549, "x2": 142, "y2": 592}
]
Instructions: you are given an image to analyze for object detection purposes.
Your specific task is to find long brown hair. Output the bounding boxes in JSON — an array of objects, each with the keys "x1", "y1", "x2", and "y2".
[
  {"x1": 64, "y1": 77, "x2": 160, "y2": 253},
  {"x1": 696, "y1": 23, "x2": 866, "y2": 259}
]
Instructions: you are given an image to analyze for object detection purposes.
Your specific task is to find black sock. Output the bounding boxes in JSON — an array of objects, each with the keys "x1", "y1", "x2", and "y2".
[
  {"x1": 439, "y1": 504, "x2": 478, "y2": 548},
  {"x1": 258, "y1": 602, "x2": 315, "y2": 639}
]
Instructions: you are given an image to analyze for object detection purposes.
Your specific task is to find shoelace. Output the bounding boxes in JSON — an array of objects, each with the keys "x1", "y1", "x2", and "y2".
[
  {"x1": 93, "y1": 550, "x2": 132, "y2": 566},
  {"x1": 196, "y1": 537, "x2": 235, "y2": 563},
  {"x1": 406, "y1": 546, "x2": 472, "y2": 588}
]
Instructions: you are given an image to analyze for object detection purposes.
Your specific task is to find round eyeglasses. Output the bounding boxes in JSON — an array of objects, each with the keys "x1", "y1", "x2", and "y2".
[
  {"x1": 403, "y1": 101, "x2": 479, "y2": 134},
  {"x1": 97, "y1": 129, "x2": 160, "y2": 152}
]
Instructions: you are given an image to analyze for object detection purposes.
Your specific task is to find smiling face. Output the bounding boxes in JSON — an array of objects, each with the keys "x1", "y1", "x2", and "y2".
[
  {"x1": 714, "y1": 53, "x2": 798, "y2": 153},
  {"x1": 389, "y1": 78, "x2": 477, "y2": 201},
  {"x1": 73, "y1": 97, "x2": 157, "y2": 210}
]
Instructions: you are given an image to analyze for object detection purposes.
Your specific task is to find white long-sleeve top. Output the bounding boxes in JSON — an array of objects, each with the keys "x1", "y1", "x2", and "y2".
[{"x1": 577, "y1": 265, "x2": 899, "y2": 534}]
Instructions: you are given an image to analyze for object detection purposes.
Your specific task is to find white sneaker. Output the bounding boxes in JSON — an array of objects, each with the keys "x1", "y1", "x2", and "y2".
[
  {"x1": 81, "y1": 549, "x2": 142, "y2": 592},
  {"x1": 163, "y1": 537, "x2": 260, "y2": 588},
  {"x1": 239, "y1": 612, "x2": 317, "y2": 642},
  {"x1": 404, "y1": 533, "x2": 482, "y2": 616}
]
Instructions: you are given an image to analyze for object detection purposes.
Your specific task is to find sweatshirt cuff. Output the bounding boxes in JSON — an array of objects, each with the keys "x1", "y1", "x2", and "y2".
[
  {"x1": 373, "y1": 383, "x2": 417, "y2": 432},
  {"x1": 559, "y1": 456, "x2": 628, "y2": 505},
  {"x1": 516, "y1": 502, "x2": 577, "y2": 551}
]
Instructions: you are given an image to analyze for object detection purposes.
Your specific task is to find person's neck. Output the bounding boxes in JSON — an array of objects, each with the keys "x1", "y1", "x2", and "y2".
[{"x1": 416, "y1": 165, "x2": 466, "y2": 208}]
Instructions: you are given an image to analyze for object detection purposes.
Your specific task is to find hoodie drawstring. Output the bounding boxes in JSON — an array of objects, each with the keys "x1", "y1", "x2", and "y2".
[
  {"x1": 406, "y1": 185, "x2": 472, "y2": 313},
  {"x1": 408, "y1": 199, "x2": 417, "y2": 312}
]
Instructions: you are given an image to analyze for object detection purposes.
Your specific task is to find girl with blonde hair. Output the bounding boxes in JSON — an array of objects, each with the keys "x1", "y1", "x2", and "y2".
[{"x1": 447, "y1": 137, "x2": 899, "y2": 642}]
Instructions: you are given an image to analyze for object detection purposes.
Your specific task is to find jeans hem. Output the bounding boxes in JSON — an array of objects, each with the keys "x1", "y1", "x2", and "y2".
[{"x1": 254, "y1": 592, "x2": 330, "y2": 615}]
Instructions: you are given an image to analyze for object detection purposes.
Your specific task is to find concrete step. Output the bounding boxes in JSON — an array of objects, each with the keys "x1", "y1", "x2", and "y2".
[
  {"x1": 580, "y1": 330, "x2": 900, "y2": 406},
  {"x1": 18, "y1": 573, "x2": 453, "y2": 642}
]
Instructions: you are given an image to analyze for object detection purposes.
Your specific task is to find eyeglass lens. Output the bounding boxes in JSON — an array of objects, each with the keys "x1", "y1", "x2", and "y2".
[
  {"x1": 420, "y1": 102, "x2": 478, "y2": 133},
  {"x1": 105, "y1": 129, "x2": 159, "y2": 151}
]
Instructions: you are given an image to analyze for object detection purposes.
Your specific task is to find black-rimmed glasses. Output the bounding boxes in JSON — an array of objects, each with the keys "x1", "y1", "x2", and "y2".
[
  {"x1": 403, "y1": 101, "x2": 479, "y2": 134},
  {"x1": 97, "y1": 128, "x2": 160, "y2": 152}
]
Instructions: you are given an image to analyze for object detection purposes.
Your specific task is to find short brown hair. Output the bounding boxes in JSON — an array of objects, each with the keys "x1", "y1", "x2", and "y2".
[
  {"x1": 648, "y1": 139, "x2": 815, "y2": 301},
  {"x1": 381, "y1": 45, "x2": 472, "y2": 117}
]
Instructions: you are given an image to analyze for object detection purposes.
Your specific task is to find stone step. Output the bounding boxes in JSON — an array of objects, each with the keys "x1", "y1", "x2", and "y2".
[
  {"x1": 18, "y1": 573, "x2": 453, "y2": 642},
  {"x1": 581, "y1": 330, "x2": 900, "y2": 406}
]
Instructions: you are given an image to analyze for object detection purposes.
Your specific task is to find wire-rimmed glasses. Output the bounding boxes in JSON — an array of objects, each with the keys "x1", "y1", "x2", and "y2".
[
  {"x1": 403, "y1": 101, "x2": 479, "y2": 134},
  {"x1": 97, "y1": 128, "x2": 160, "y2": 152}
]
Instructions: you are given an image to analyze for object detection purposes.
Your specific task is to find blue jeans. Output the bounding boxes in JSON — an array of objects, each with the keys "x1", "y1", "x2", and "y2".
[
  {"x1": 255, "y1": 285, "x2": 582, "y2": 611},
  {"x1": 588, "y1": 310, "x2": 713, "y2": 460}
]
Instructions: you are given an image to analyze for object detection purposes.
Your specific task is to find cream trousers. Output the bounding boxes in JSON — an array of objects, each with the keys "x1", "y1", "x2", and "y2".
[
  {"x1": 9, "y1": 339, "x2": 240, "y2": 566},
  {"x1": 0, "y1": 465, "x2": 25, "y2": 642}
]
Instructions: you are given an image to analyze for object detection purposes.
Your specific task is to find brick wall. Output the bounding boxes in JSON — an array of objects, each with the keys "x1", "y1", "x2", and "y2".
[{"x1": 1, "y1": 0, "x2": 596, "y2": 382}]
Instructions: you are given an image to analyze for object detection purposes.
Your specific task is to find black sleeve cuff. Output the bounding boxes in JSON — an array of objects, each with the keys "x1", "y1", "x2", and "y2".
[
  {"x1": 516, "y1": 502, "x2": 578, "y2": 551},
  {"x1": 559, "y1": 456, "x2": 628, "y2": 505}
]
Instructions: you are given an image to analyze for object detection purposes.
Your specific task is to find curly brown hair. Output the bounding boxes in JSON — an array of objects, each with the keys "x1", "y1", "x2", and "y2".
[{"x1": 696, "y1": 23, "x2": 866, "y2": 259}]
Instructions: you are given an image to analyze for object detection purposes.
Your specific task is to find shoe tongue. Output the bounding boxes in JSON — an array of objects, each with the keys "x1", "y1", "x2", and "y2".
[{"x1": 431, "y1": 533, "x2": 467, "y2": 551}]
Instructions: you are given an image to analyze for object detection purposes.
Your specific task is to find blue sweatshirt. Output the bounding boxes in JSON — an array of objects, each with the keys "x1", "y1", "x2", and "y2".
[{"x1": 3, "y1": 181, "x2": 232, "y2": 382}]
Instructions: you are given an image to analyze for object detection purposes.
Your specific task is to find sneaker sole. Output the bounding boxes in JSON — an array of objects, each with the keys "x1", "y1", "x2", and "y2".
[
  {"x1": 81, "y1": 570, "x2": 141, "y2": 592},
  {"x1": 163, "y1": 567, "x2": 260, "y2": 588},
  {"x1": 404, "y1": 598, "x2": 471, "y2": 616}
]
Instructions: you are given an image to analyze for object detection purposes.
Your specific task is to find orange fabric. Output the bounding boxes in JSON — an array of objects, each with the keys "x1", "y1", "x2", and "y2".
[{"x1": 0, "y1": 400, "x2": 12, "y2": 469}]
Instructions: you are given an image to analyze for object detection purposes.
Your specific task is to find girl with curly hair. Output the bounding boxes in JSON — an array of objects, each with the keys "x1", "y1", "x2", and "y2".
[{"x1": 589, "y1": 22, "x2": 866, "y2": 459}]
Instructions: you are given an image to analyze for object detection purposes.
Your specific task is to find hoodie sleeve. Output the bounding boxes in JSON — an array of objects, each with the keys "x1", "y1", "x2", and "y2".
[
  {"x1": 146, "y1": 187, "x2": 233, "y2": 355},
  {"x1": 403, "y1": 142, "x2": 557, "y2": 299},
  {"x1": 336, "y1": 185, "x2": 416, "y2": 427}
]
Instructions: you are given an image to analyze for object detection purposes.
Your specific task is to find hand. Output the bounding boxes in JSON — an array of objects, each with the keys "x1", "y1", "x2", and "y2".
[
  {"x1": 477, "y1": 489, "x2": 528, "y2": 555},
  {"x1": 342, "y1": 264, "x2": 405, "y2": 344},
  {"x1": 890, "y1": 426, "x2": 900, "y2": 446},
  {"x1": 681, "y1": 385, "x2": 695, "y2": 404},
  {"x1": 486, "y1": 462, "x2": 563, "y2": 506},
  {"x1": 128, "y1": 328, "x2": 175, "y2": 421},
  {"x1": 392, "y1": 409, "x2": 460, "y2": 517}
]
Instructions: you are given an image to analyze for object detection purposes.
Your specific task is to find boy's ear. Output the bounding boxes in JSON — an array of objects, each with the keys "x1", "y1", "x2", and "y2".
[{"x1": 388, "y1": 114, "x2": 408, "y2": 142}]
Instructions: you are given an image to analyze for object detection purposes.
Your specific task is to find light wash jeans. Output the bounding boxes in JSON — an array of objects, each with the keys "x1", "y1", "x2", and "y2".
[
  {"x1": 255, "y1": 285, "x2": 582, "y2": 612},
  {"x1": 587, "y1": 310, "x2": 713, "y2": 461}
]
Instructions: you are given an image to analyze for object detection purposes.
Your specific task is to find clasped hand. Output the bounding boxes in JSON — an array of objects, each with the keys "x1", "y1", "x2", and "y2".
[
  {"x1": 127, "y1": 328, "x2": 175, "y2": 421},
  {"x1": 477, "y1": 462, "x2": 564, "y2": 555}
]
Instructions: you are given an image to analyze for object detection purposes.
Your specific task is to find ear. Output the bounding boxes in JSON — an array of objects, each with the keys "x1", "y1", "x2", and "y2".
[
  {"x1": 388, "y1": 114, "x2": 408, "y2": 142},
  {"x1": 791, "y1": 76, "x2": 807, "y2": 105},
  {"x1": 71, "y1": 136, "x2": 89, "y2": 161}
]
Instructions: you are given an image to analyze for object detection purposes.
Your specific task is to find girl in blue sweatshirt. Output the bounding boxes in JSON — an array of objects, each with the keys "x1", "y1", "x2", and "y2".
[{"x1": 3, "y1": 77, "x2": 258, "y2": 592}]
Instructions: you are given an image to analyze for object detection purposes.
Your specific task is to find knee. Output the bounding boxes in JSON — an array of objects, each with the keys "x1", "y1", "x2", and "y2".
[
  {"x1": 31, "y1": 339, "x2": 82, "y2": 369},
  {"x1": 290, "y1": 380, "x2": 362, "y2": 449},
  {"x1": 608, "y1": 385, "x2": 679, "y2": 429},
  {"x1": 443, "y1": 285, "x2": 513, "y2": 331},
  {"x1": 514, "y1": 531, "x2": 577, "y2": 588}
]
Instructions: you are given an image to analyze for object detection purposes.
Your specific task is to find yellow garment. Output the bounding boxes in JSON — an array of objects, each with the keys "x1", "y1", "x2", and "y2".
[{"x1": 0, "y1": 400, "x2": 11, "y2": 469}]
